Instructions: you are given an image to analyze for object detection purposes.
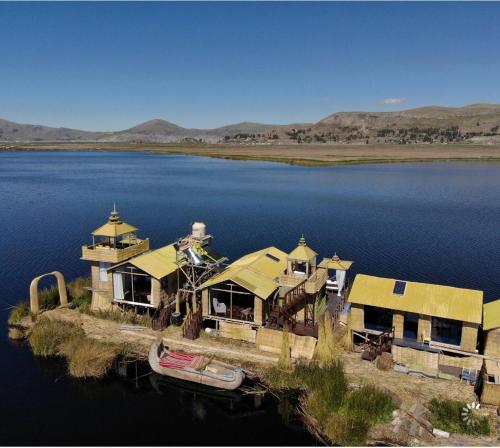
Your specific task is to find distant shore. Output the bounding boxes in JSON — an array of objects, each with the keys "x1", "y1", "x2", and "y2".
[{"x1": 2, "y1": 141, "x2": 500, "y2": 167}]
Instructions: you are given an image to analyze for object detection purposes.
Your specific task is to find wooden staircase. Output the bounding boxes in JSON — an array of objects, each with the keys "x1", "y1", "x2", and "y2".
[
  {"x1": 152, "y1": 301, "x2": 174, "y2": 331},
  {"x1": 270, "y1": 279, "x2": 318, "y2": 337},
  {"x1": 182, "y1": 307, "x2": 203, "y2": 340}
]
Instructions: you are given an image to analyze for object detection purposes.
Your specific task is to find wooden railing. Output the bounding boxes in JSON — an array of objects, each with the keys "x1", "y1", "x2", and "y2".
[
  {"x1": 279, "y1": 274, "x2": 304, "y2": 288},
  {"x1": 305, "y1": 268, "x2": 328, "y2": 294},
  {"x1": 81, "y1": 238, "x2": 149, "y2": 263}
]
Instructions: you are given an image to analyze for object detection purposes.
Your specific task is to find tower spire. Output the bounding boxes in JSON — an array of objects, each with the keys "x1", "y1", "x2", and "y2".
[
  {"x1": 108, "y1": 203, "x2": 122, "y2": 224},
  {"x1": 299, "y1": 234, "x2": 306, "y2": 246}
]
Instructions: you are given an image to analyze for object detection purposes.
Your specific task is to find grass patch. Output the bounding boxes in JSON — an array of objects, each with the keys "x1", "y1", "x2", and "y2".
[
  {"x1": 66, "y1": 338, "x2": 119, "y2": 378},
  {"x1": 38, "y1": 286, "x2": 61, "y2": 310},
  {"x1": 8, "y1": 327, "x2": 25, "y2": 340},
  {"x1": 428, "y1": 398, "x2": 490, "y2": 436},
  {"x1": 343, "y1": 385, "x2": 397, "y2": 424},
  {"x1": 8, "y1": 301, "x2": 30, "y2": 325},
  {"x1": 67, "y1": 276, "x2": 91, "y2": 312},
  {"x1": 324, "y1": 413, "x2": 370, "y2": 446},
  {"x1": 28, "y1": 318, "x2": 84, "y2": 357},
  {"x1": 265, "y1": 360, "x2": 396, "y2": 445},
  {"x1": 28, "y1": 317, "x2": 124, "y2": 378}
]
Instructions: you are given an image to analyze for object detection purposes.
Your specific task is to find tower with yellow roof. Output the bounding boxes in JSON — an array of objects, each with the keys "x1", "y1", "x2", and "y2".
[{"x1": 81, "y1": 205, "x2": 149, "y2": 310}]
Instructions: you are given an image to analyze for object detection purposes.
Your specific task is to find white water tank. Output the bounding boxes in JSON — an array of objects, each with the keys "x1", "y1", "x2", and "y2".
[{"x1": 191, "y1": 221, "x2": 206, "y2": 239}]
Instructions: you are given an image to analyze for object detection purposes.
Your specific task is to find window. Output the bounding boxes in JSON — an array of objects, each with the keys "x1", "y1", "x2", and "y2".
[
  {"x1": 292, "y1": 261, "x2": 308, "y2": 275},
  {"x1": 403, "y1": 312, "x2": 419, "y2": 340},
  {"x1": 99, "y1": 262, "x2": 109, "y2": 282},
  {"x1": 364, "y1": 305, "x2": 393, "y2": 332},
  {"x1": 393, "y1": 281, "x2": 406, "y2": 295},
  {"x1": 431, "y1": 317, "x2": 462, "y2": 346}
]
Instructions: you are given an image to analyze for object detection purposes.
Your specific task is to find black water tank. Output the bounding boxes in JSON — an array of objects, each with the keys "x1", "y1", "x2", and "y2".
[{"x1": 170, "y1": 312, "x2": 182, "y2": 326}]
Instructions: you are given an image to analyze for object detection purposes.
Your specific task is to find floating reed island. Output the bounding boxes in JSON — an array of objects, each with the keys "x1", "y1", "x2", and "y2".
[{"x1": 8, "y1": 206, "x2": 500, "y2": 446}]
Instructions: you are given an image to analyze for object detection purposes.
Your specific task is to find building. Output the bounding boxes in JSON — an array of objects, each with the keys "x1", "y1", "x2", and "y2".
[
  {"x1": 200, "y1": 246, "x2": 287, "y2": 339},
  {"x1": 274, "y1": 236, "x2": 354, "y2": 336},
  {"x1": 81, "y1": 206, "x2": 151, "y2": 311},
  {"x1": 82, "y1": 207, "x2": 224, "y2": 320},
  {"x1": 108, "y1": 243, "x2": 183, "y2": 310},
  {"x1": 479, "y1": 299, "x2": 500, "y2": 405},
  {"x1": 348, "y1": 274, "x2": 484, "y2": 375}
]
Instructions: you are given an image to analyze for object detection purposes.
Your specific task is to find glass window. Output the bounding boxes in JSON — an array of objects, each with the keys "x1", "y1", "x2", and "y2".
[
  {"x1": 403, "y1": 312, "x2": 419, "y2": 340},
  {"x1": 364, "y1": 305, "x2": 393, "y2": 332},
  {"x1": 431, "y1": 317, "x2": 462, "y2": 346},
  {"x1": 99, "y1": 262, "x2": 109, "y2": 282}
]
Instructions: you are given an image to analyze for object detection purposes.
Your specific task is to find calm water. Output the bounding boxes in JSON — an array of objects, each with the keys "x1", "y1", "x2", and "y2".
[{"x1": 1, "y1": 151, "x2": 499, "y2": 445}]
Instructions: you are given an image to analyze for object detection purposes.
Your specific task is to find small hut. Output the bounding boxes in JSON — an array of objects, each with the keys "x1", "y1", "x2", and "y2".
[
  {"x1": 200, "y1": 246, "x2": 287, "y2": 341},
  {"x1": 348, "y1": 274, "x2": 484, "y2": 376}
]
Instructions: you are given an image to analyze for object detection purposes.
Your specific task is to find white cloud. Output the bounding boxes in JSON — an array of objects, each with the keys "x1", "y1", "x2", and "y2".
[{"x1": 380, "y1": 97, "x2": 406, "y2": 105}]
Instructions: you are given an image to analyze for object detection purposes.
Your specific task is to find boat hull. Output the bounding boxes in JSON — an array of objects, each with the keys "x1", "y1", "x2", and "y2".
[{"x1": 148, "y1": 342, "x2": 244, "y2": 391}]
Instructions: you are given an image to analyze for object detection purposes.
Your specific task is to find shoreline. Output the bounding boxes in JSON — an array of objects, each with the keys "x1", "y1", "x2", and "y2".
[
  {"x1": 11, "y1": 307, "x2": 499, "y2": 447},
  {"x1": 2, "y1": 142, "x2": 500, "y2": 167}
]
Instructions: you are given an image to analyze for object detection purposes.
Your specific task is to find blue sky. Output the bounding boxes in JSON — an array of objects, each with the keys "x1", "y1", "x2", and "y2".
[{"x1": 1, "y1": 2, "x2": 500, "y2": 130}]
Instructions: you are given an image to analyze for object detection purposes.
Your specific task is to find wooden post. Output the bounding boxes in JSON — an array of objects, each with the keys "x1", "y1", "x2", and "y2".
[{"x1": 175, "y1": 291, "x2": 180, "y2": 313}]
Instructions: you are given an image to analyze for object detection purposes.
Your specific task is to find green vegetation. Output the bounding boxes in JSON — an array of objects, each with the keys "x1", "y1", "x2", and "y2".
[
  {"x1": 7, "y1": 301, "x2": 30, "y2": 325},
  {"x1": 38, "y1": 286, "x2": 61, "y2": 309},
  {"x1": 428, "y1": 398, "x2": 490, "y2": 436},
  {"x1": 67, "y1": 276, "x2": 92, "y2": 313},
  {"x1": 28, "y1": 318, "x2": 84, "y2": 357},
  {"x1": 265, "y1": 360, "x2": 396, "y2": 445},
  {"x1": 343, "y1": 385, "x2": 396, "y2": 424}
]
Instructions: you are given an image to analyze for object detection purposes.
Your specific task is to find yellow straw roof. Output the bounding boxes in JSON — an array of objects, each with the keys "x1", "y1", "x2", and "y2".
[
  {"x1": 201, "y1": 246, "x2": 287, "y2": 299},
  {"x1": 92, "y1": 206, "x2": 138, "y2": 237},
  {"x1": 349, "y1": 274, "x2": 483, "y2": 324},
  {"x1": 483, "y1": 299, "x2": 500, "y2": 331},
  {"x1": 288, "y1": 235, "x2": 317, "y2": 261},
  {"x1": 320, "y1": 254, "x2": 353, "y2": 271},
  {"x1": 129, "y1": 244, "x2": 185, "y2": 279}
]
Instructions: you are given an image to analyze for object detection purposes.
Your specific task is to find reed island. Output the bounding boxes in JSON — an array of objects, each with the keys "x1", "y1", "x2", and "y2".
[{"x1": 8, "y1": 206, "x2": 500, "y2": 446}]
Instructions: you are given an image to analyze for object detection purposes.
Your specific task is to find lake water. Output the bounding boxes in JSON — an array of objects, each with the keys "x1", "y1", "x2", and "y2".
[{"x1": 1, "y1": 151, "x2": 499, "y2": 445}]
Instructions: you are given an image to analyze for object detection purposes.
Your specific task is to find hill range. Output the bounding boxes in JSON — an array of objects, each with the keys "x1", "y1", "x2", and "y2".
[{"x1": 1, "y1": 103, "x2": 500, "y2": 145}]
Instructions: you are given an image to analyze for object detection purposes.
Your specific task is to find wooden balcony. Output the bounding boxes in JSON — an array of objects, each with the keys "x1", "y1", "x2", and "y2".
[
  {"x1": 279, "y1": 273, "x2": 305, "y2": 288},
  {"x1": 305, "y1": 268, "x2": 328, "y2": 294},
  {"x1": 81, "y1": 238, "x2": 150, "y2": 263}
]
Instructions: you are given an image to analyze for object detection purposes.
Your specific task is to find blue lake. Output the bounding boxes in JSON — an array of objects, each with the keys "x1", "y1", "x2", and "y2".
[{"x1": 0, "y1": 151, "x2": 499, "y2": 444}]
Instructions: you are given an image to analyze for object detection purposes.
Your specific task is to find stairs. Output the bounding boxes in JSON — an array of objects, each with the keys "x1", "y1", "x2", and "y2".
[
  {"x1": 182, "y1": 308, "x2": 203, "y2": 340},
  {"x1": 152, "y1": 302, "x2": 173, "y2": 331},
  {"x1": 270, "y1": 279, "x2": 317, "y2": 336}
]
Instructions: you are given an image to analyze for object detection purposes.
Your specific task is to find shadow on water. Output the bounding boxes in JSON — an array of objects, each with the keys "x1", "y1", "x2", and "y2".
[{"x1": 1, "y1": 341, "x2": 317, "y2": 446}]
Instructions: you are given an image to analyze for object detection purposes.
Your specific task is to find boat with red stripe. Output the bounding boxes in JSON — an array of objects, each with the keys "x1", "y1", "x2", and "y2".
[{"x1": 148, "y1": 340, "x2": 245, "y2": 390}]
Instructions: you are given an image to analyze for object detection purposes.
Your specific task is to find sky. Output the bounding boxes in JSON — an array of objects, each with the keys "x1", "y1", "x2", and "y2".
[{"x1": 1, "y1": 1, "x2": 500, "y2": 130}]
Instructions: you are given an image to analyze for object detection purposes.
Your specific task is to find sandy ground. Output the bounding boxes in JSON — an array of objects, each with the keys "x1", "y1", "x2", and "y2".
[{"x1": 3, "y1": 141, "x2": 500, "y2": 166}]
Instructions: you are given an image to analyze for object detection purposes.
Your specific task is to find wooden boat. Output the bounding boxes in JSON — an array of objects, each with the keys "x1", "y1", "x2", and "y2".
[{"x1": 148, "y1": 341, "x2": 245, "y2": 390}]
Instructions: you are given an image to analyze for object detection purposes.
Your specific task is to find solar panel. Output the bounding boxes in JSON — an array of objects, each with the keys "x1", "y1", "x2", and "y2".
[{"x1": 393, "y1": 280, "x2": 406, "y2": 295}]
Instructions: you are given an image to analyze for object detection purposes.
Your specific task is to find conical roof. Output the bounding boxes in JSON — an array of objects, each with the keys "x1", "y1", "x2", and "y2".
[
  {"x1": 288, "y1": 235, "x2": 317, "y2": 261},
  {"x1": 92, "y1": 205, "x2": 138, "y2": 237}
]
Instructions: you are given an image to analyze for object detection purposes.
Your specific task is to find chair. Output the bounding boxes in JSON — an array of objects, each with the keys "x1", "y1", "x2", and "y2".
[
  {"x1": 240, "y1": 307, "x2": 253, "y2": 321},
  {"x1": 212, "y1": 298, "x2": 227, "y2": 316}
]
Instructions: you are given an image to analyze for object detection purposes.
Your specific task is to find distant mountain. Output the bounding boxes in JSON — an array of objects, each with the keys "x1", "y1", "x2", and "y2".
[
  {"x1": 2, "y1": 103, "x2": 500, "y2": 144},
  {"x1": 0, "y1": 118, "x2": 102, "y2": 142}
]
